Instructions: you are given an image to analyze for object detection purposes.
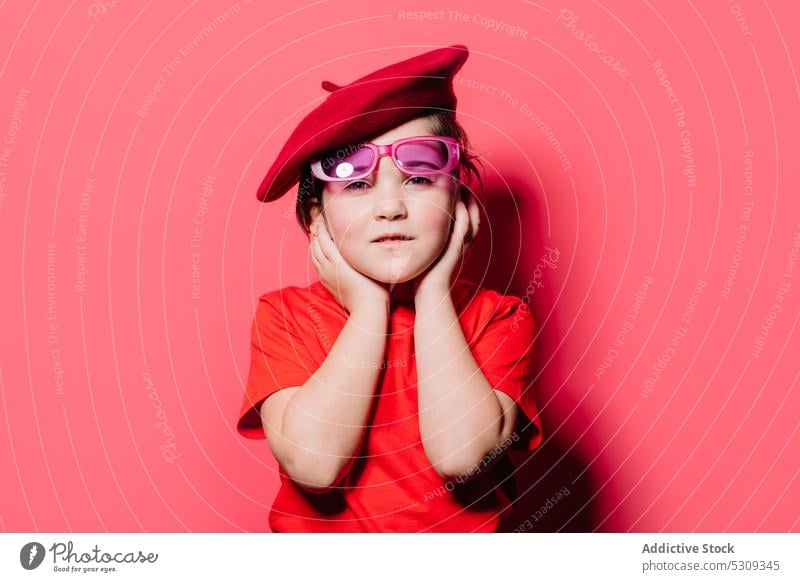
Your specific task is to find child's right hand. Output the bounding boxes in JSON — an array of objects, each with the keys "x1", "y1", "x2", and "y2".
[{"x1": 310, "y1": 217, "x2": 390, "y2": 315}]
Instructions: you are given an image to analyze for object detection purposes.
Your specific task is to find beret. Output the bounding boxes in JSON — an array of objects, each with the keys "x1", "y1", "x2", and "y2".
[{"x1": 257, "y1": 44, "x2": 470, "y2": 202}]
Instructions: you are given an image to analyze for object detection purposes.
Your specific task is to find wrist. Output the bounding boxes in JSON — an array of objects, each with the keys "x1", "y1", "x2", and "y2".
[
  {"x1": 414, "y1": 282, "x2": 451, "y2": 308},
  {"x1": 349, "y1": 299, "x2": 389, "y2": 320}
]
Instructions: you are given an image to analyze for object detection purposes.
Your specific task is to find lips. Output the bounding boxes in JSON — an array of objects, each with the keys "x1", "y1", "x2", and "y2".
[{"x1": 372, "y1": 233, "x2": 414, "y2": 243}]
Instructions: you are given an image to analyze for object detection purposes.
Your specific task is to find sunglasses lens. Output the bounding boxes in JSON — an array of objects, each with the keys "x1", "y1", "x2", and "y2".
[
  {"x1": 318, "y1": 145, "x2": 374, "y2": 179},
  {"x1": 395, "y1": 139, "x2": 451, "y2": 174},
  {"x1": 312, "y1": 138, "x2": 456, "y2": 182}
]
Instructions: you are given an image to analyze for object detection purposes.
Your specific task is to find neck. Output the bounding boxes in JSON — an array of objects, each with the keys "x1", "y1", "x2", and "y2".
[{"x1": 385, "y1": 280, "x2": 416, "y2": 307}]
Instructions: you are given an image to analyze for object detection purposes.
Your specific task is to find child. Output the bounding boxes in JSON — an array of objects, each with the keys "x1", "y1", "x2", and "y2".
[{"x1": 237, "y1": 45, "x2": 543, "y2": 532}]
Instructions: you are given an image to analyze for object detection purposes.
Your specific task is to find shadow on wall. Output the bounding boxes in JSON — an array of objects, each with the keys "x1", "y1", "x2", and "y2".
[
  {"x1": 465, "y1": 173, "x2": 599, "y2": 532},
  {"x1": 500, "y1": 438, "x2": 598, "y2": 532}
]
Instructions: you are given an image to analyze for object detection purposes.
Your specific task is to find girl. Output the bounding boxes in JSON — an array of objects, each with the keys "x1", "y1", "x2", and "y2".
[{"x1": 237, "y1": 45, "x2": 543, "y2": 532}]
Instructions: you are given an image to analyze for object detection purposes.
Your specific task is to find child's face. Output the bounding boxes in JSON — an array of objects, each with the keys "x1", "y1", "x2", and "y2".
[{"x1": 316, "y1": 116, "x2": 458, "y2": 285}]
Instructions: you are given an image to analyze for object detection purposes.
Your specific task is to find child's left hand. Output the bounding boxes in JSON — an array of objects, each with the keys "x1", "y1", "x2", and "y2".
[{"x1": 413, "y1": 193, "x2": 480, "y2": 299}]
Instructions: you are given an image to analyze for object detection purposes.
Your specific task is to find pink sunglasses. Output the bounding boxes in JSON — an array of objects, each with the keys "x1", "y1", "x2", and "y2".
[{"x1": 310, "y1": 136, "x2": 460, "y2": 182}]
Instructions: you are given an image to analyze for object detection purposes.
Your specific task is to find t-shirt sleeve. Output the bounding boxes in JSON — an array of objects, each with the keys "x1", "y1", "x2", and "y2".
[
  {"x1": 470, "y1": 296, "x2": 543, "y2": 451},
  {"x1": 236, "y1": 294, "x2": 316, "y2": 439}
]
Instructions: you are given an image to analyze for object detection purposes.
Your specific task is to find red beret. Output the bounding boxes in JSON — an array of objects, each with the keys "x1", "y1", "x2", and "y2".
[{"x1": 257, "y1": 44, "x2": 470, "y2": 202}]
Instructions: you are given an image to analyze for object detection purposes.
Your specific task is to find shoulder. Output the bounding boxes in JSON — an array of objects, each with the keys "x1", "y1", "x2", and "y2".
[
  {"x1": 454, "y1": 279, "x2": 534, "y2": 338},
  {"x1": 252, "y1": 283, "x2": 315, "y2": 327},
  {"x1": 455, "y1": 279, "x2": 527, "y2": 319},
  {"x1": 255, "y1": 281, "x2": 347, "y2": 332},
  {"x1": 256, "y1": 281, "x2": 331, "y2": 310}
]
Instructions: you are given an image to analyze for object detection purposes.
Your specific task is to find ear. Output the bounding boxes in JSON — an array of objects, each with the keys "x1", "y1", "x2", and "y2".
[{"x1": 307, "y1": 204, "x2": 323, "y2": 237}]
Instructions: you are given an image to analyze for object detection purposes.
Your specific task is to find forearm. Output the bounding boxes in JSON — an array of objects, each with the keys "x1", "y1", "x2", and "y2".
[
  {"x1": 278, "y1": 303, "x2": 388, "y2": 488},
  {"x1": 415, "y1": 287, "x2": 506, "y2": 478}
]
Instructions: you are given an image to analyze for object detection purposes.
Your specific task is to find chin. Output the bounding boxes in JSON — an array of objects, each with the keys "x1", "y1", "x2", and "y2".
[
  {"x1": 345, "y1": 246, "x2": 441, "y2": 285},
  {"x1": 363, "y1": 269, "x2": 418, "y2": 285},
  {"x1": 355, "y1": 260, "x2": 430, "y2": 286}
]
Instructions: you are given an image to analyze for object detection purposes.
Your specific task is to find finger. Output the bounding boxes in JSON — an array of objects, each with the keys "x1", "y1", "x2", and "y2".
[
  {"x1": 468, "y1": 195, "x2": 481, "y2": 232},
  {"x1": 318, "y1": 225, "x2": 353, "y2": 278},
  {"x1": 455, "y1": 199, "x2": 470, "y2": 239},
  {"x1": 444, "y1": 201, "x2": 468, "y2": 259},
  {"x1": 318, "y1": 219, "x2": 340, "y2": 251},
  {"x1": 318, "y1": 217, "x2": 333, "y2": 240},
  {"x1": 311, "y1": 234, "x2": 326, "y2": 266},
  {"x1": 457, "y1": 200, "x2": 473, "y2": 255},
  {"x1": 310, "y1": 246, "x2": 322, "y2": 272},
  {"x1": 310, "y1": 236, "x2": 319, "y2": 266},
  {"x1": 466, "y1": 194, "x2": 480, "y2": 242},
  {"x1": 314, "y1": 226, "x2": 332, "y2": 262}
]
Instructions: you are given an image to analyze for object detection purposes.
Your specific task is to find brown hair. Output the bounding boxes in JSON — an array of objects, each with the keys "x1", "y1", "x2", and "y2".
[{"x1": 294, "y1": 110, "x2": 483, "y2": 236}]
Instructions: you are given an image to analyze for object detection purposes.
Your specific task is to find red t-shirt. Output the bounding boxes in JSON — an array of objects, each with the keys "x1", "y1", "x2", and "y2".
[{"x1": 237, "y1": 278, "x2": 543, "y2": 532}]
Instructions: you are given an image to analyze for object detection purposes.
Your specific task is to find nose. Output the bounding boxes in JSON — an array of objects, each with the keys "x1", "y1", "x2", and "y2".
[
  {"x1": 371, "y1": 156, "x2": 408, "y2": 221},
  {"x1": 373, "y1": 192, "x2": 407, "y2": 221}
]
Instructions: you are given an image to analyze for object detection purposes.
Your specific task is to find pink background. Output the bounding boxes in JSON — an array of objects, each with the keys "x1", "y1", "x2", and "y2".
[{"x1": 1, "y1": 0, "x2": 799, "y2": 532}]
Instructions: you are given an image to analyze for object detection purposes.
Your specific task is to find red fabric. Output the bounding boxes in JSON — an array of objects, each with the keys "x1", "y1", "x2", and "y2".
[
  {"x1": 256, "y1": 44, "x2": 469, "y2": 203},
  {"x1": 237, "y1": 279, "x2": 543, "y2": 532}
]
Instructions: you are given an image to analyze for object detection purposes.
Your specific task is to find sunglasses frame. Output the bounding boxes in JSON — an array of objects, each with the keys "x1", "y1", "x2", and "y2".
[{"x1": 309, "y1": 136, "x2": 460, "y2": 182}]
